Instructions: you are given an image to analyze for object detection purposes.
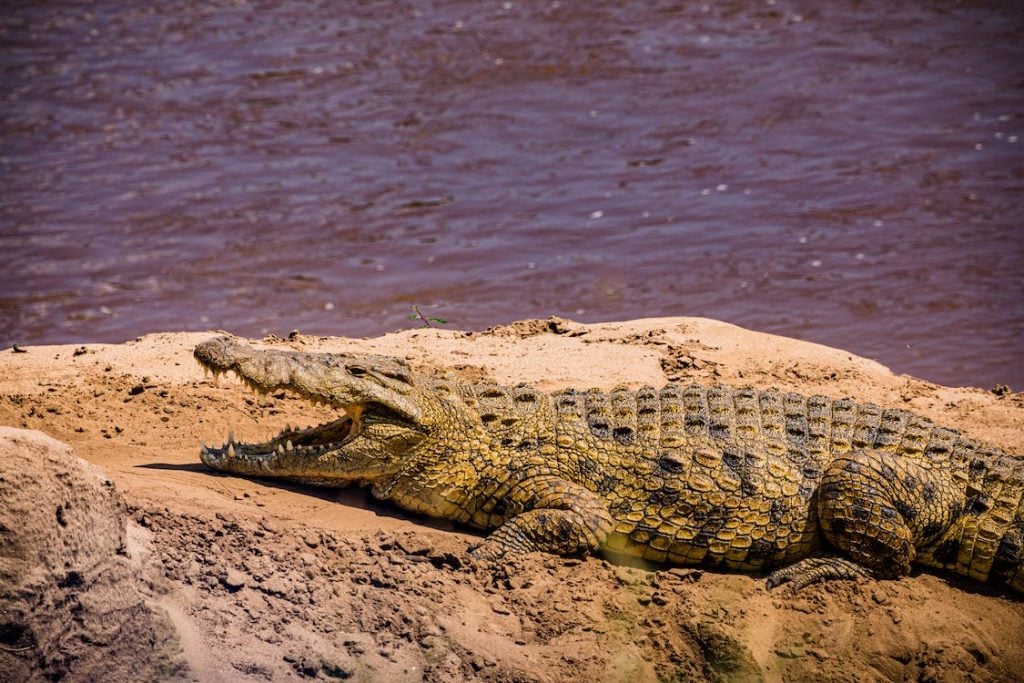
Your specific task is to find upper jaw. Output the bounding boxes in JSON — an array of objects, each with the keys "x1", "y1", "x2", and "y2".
[{"x1": 193, "y1": 337, "x2": 426, "y2": 427}]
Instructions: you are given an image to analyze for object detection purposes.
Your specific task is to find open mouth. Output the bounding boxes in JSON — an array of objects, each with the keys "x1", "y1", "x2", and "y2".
[
  {"x1": 196, "y1": 360, "x2": 366, "y2": 461},
  {"x1": 200, "y1": 411, "x2": 360, "y2": 461},
  {"x1": 195, "y1": 346, "x2": 424, "y2": 464},
  {"x1": 199, "y1": 411, "x2": 360, "y2": 464}
]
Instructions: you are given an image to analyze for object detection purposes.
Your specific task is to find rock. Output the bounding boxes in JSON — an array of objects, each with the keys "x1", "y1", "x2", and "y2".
[
  {"x1": 614, "y1": 565, "x2": 651, "y2": 586},
  {"x1": 297, "y1": 657, "x2": 320, "y2": 677},
  {"x1": 806, "y1": 648, "x2": 828, "y2": 661},
  {"x1": 428, "y1": 551, "x2": 463, "y2": 570},
  {"x1": 260, "y1": 577, "x2": 290, "y2": 596},
  {"x1": 489, "y1": 596, "x2": 512, "y2": 615},
  {"x1": 667, "y1": 567, "x2": 703, "y2": 582},
  {"x1": 688, "y1": 620, "x2": 763, "y2": 681},
  {"x1": 0, "y1": 428, "x2": 177, "y2": 681},
  {"x1": 321, "y1": 656, "x2": 354, "y2": 679},
  {"x1": 395, "y1": 534, "x2": 432, "y2": 556},
  {"x1": 222, "y1": 569, "x2": 248, "y2": 591}
]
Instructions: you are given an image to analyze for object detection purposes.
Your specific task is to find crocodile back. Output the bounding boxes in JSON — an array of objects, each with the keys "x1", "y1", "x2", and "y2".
[{"x1": 464, "y1": 381, "x2": 1011, "y2": 470}]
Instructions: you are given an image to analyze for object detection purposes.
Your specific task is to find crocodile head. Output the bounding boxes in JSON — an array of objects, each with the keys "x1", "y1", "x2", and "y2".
[{"x1": 194, "y1": 336, "x2": 443, "y2": 485}]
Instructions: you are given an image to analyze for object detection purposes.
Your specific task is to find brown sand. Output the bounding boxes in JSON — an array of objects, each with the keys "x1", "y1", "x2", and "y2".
[{"x1": 0, "y1": 317, "x2": 1021, "y2": 681}]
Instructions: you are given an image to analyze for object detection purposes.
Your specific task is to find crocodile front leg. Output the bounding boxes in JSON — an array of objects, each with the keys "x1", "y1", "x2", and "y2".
[{"x1": 470, "y1": 475, "x2": 614, "y2": 559}]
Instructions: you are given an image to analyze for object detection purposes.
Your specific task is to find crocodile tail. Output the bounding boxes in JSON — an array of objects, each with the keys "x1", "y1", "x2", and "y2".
[
  {"x1": 931, "y1": 449, "x2": 1024, "y2": 593},
  {"x1": 983, "y1": 457, "x2": 1024, "y2": 593}
]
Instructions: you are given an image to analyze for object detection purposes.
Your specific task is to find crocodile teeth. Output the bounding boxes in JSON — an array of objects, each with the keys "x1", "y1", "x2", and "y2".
[
  {"x1": 227, "y1": 444, "x2": 235, "y2": 458},
  {"x1": 277, "y1": 444, "x2": 285, "y2": 455},
  {"x1": 286, "y1": 439, "x2": 293, "y2": 451}
]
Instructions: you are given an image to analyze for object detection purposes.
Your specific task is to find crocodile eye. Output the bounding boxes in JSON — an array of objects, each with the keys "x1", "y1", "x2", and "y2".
[{"x1": 347, "y1": 365, "x2": 367, "y2": 377}]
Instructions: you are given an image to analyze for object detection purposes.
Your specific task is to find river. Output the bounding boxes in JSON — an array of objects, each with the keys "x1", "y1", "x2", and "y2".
[{"x1": 2, "y1": 0, "x2": 1022, "y2": 388}]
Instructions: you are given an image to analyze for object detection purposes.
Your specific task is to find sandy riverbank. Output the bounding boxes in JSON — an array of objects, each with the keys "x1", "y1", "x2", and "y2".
[{"x1": 1, "y1": 317, "x2": 1021, "y2": 681}]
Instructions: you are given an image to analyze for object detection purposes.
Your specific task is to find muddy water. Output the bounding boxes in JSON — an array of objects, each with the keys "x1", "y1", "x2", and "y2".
[{"x1": 1, "y1": 1, "x2": 1022, "y2": 388}]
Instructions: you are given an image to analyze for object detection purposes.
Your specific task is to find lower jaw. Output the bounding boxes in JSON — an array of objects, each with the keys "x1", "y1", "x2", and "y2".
[
  {"x1": 201, "y1": 415, "x2": 357, "y2": 465},
  {"x1": 202, "y1": 436, "x2": 345, "y2": 463},
  {"x1": 200, "y1": 444, "x2": 326, "y2": 476}
]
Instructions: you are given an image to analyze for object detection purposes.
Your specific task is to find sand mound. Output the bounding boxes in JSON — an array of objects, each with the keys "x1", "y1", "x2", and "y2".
[{"x1": 0, "y1": 427, "x2": 178, "y2": 682}]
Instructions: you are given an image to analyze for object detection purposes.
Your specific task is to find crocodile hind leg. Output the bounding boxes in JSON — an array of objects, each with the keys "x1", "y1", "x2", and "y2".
[
  {"x1": 469, "y1": 476, "x2": 614, "y2": 560},
  {"x1": 768, "y1": 449, "x2": 964, "y2": 590}
]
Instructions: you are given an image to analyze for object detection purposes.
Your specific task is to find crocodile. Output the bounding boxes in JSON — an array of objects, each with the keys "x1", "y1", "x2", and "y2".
[{"x1": 193, "y1": 336, "x2": 1024, "y2": 593}]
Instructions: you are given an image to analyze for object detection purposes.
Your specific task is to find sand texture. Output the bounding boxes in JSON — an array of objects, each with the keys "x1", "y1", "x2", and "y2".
[{"x1": 0, "y1": 317, "x2": 1021, "y2": 682}]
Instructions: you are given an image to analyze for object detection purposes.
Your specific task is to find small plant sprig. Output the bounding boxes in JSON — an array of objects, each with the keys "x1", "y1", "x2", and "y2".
[{"x1": 408, "y1": 305, "x2": 448, "y2": 329}]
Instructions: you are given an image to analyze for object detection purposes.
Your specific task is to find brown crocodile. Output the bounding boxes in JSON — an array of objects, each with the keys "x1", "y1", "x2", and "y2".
[{"x1": 193, "y1": 336, "x2": 1024, "y2": 593}]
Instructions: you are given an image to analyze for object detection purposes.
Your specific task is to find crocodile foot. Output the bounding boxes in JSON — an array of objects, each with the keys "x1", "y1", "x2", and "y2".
[
  {"x1": 468, "y1": 539, "x2": 509, "y2": 562},
  {"x1": 765, "y1": 557, "x2": 871, "y2": 592}
]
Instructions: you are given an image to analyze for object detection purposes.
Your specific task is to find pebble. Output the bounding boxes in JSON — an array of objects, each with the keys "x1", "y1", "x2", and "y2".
[
  {"x1": 489, "y1": 597, "x2": 512, "y2": 615},
  {"x1": 419, "y1": 635, "x2": 442, "y2": 649},
  {"x1": 321, "y1": 657, "x2": 354, "y2": 679},
  {"x1": 222, "y1": 569, "x2": 247, "y2": 591},
  {"x1": 667, "y1": 567, "x2": 703, "y2": 582},
  {"x1": 260, "y1": 577, "x2": 289, "y2": 596},
  {"x1": 807, "y1": 647, "x2": 828, "y2": 661},
  {"x1": 613, "y1": 566, "x2": 651, "y2": 586},
  {"x1": 395, "y1": 536, "x2": 432, "y2": 556}
]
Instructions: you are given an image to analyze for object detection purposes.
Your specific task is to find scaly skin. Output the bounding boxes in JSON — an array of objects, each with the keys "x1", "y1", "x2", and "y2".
[{"x1": 194, "y1": 337, "x2": 1024, "y2": 593}]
